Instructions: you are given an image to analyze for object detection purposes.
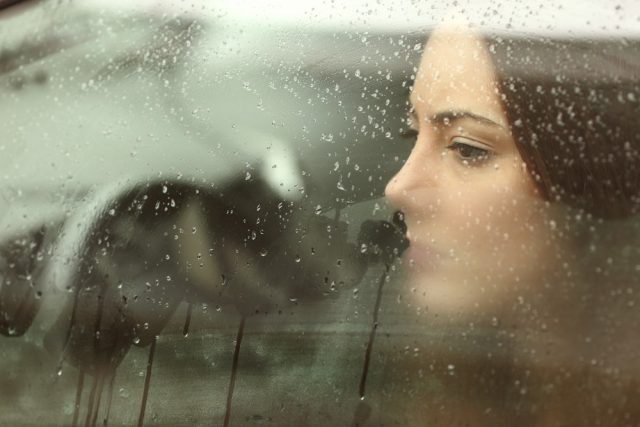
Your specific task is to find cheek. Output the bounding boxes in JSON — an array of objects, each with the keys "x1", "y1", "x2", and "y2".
[
  {"x1": 443, "y1": 167, "x2": 550, "y2": 274},
  {"x1": 403, "y1": 162, "x2": 557, "y2": 316}
]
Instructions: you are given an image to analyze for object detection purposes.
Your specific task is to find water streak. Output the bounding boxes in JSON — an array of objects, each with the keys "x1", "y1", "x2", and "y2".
[
  {"x1": 137, "y1": 336, "x2": 157, "y2": 427},
  {"x1": 358, "y1": 266, "x2": 389, "y2": 398},
  {"x1": 182, "y1": 303, "x2": 193, "y2": 337},
  {"x1": 71, "y1": 370, "x2": 85, "y2": 427},
  {"x1": 223, "y1": 317, "x2": 246, "y2": 427},
  {"x1": 84, "y1": 375, "x2": 99, "y2": 427},
  {"x1": 90, "y1": 370, "x2": 106, "y2": 427},
  {"x1": 102, "y1": 371, "x2": 116, "y2": 426}
]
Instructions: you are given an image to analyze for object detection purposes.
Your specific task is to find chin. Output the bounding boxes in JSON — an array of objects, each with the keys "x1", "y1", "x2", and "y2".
[{"x1": 401, "y1": 267, "x2": 513, "y2": 319}]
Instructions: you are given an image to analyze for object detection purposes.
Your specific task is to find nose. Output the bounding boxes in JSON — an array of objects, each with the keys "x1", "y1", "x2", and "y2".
[{"x1": 384, "y1": 140, "x2": 437, "y2": 214}]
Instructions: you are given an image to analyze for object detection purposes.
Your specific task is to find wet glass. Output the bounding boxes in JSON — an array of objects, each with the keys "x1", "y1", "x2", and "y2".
[{"x1": 0, "y1": 1, "x2": 638, "y2": 426}]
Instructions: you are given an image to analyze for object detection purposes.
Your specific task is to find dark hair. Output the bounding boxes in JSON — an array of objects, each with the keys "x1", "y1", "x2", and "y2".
[{"x1": 486, "y1": 35, "x2": 640, "y2": 219}]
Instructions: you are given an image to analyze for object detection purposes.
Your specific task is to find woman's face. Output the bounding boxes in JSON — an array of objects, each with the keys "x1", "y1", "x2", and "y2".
[{"x1": 386, "y1": 28, "x2": 564, "y2": 321}]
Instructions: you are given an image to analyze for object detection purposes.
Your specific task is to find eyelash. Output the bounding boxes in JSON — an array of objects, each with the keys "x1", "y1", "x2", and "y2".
[{"x1": 446, "y1": 138, "x2": 492, "y2": 165}]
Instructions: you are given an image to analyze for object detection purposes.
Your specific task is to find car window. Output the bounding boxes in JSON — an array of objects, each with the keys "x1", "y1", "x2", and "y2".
[{"x1": 1, "y1": 1, "x2": 639, "y2": 426}]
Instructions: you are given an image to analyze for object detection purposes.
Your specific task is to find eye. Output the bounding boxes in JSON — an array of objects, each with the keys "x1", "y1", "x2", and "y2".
[{"x1": 446, "y1": 138, "x2": 492, "y2": 165}]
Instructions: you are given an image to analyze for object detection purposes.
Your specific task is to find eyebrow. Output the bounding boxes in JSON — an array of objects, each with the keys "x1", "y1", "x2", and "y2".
[
  {"x1": 408, "y1": 105, "x2": 506, "y2": 130},
  {"x1": 431, "y1": 110, "x2": 506, "y2": 129}
]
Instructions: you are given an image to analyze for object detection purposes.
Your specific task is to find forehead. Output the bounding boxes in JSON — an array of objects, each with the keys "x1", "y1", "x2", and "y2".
[{"x1": 411, "y1": 27, "x2": 507, "y2": 126}]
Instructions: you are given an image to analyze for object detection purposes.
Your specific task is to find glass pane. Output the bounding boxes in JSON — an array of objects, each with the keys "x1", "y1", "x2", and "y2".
[{"x1": 1, "y1": 1, "x2": 638, "y2": 425}]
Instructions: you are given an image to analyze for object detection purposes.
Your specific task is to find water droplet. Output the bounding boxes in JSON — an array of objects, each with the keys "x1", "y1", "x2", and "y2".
[{"x1": 259, "y1": 249, "x2": 268, "y2": 257}]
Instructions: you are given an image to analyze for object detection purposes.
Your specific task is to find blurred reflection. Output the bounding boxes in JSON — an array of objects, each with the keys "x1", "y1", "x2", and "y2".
[{"x1": 0, "y1": 174, "x2": 407, "y2": 425}]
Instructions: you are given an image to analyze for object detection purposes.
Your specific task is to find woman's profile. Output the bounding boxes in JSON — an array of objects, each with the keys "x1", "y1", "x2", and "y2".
[{"x1": 385, "y1": 26, "x2": 640, "y2": 425}]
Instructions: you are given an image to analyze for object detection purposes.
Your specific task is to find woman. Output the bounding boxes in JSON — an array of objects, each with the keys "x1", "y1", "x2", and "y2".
[{"x1": 385, "y1": 26, "x2": 640, "y2": 425}]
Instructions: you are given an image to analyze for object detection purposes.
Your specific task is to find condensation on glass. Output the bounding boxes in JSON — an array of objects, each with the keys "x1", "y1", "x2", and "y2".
[{"x1": 0, "y1": 1, "x2": 638, "y2": 426}]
